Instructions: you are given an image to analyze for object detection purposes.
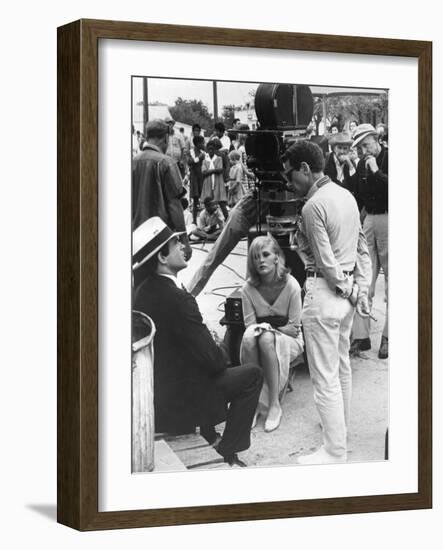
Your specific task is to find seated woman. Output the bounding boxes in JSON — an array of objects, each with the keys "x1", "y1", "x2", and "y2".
[{"x1": 240, "y1": 235, "x2": 304, "y2": 432}]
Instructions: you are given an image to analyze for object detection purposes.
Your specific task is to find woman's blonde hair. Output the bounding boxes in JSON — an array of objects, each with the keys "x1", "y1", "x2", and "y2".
[{"x1": 247, "y1": 235, "x2": 289, "y2": 287}]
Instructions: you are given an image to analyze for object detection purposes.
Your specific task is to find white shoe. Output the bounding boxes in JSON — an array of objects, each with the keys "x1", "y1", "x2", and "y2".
[
  {"x1": 296, "y1": 446, "x2": 347, "y2": 465},
  {"x1": 264, "y1": 407, "x2": 282, "y2": 432}
]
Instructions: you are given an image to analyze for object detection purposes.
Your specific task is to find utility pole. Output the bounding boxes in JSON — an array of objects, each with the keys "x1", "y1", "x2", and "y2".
[
  {"x1": 143, "y1": 77, "x2": 149, "y2": 134},
  {"x1": 213, "y1": 80, "x2": 218, "y2": 122}
]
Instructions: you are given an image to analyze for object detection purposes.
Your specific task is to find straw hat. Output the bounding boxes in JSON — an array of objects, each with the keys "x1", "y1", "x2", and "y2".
[
  {"x1": 133, "y1": 217, "x2": 185, "y2": 270},
  {"x1": 329, "y1": 132, "x2": 353, "y2": 147},
  {"x1": 352, "y1": 123, "x2": 378, "y2": 147}
]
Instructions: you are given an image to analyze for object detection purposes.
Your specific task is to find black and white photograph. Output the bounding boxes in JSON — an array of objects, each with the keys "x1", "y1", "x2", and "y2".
[{"x1": 131, "y1": 76, "x2": 389, "y2": 473}]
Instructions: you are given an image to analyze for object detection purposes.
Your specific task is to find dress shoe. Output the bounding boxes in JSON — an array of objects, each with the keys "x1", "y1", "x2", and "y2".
[
  {"x1": 223, "y1": 454, "x2": 247, "y2": 467},
  {"x1": 349, "y1": 337, "x2": 371, "y2": 355},
  {"x1": 296, "y1": 446, "x2": 347, "y2": 465},
  {"x1": 378, "y1": 336, "x2": 388, "y2": 359},
  {"x1": 264, "y1": 406, "x2": 282, "y2": 432}
]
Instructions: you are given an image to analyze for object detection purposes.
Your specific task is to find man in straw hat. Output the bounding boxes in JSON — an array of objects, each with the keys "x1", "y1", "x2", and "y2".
[
  {"x1": 350, "y1": 123, "x2": 389, "y2": 359},
  {"x1": 132, "y1": 119, "x2": 192, "y2": 261},
  {"x1": 133, "y1": 217, "x2": 263, "y2": 468},
  {"x1": 280, "y1": 140, "x2": 371, "y2": 465},
  {"x1": 324, "y1": 132, "x2": 357, "y2": 196}
]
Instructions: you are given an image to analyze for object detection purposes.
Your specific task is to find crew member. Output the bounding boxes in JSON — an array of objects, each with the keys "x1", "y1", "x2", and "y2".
[{"x1": 282, "y1": 140, "x2": 371, "y2": 464}]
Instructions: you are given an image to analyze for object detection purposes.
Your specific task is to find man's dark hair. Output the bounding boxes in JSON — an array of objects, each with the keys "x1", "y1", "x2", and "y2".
[
  {"x1": 133, "y1": 240, "x2": 171, "y2": 289},
  {"x1": 330, "y1": 123, "x2": 340, "y2": 132},
  {"x1": 214, "y1": 122, "x2": 225, "y2": 133},
  {"x1": 282, "y1": 140, "x2": 325, "y2": 173},
  {"x1": 192, "y1": 123, "x2": 202, "y2": 131},
  {"x1": 233, "y1": 118, "x2": 241, "y2": 125}
]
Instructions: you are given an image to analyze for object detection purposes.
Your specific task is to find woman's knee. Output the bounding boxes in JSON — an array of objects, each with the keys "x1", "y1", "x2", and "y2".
[{"x1": 258, "y1": 331, "x2": 275, "y2": 349}]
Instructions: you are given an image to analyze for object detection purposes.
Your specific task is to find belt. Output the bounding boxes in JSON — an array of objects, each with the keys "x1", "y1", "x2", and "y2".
[{"x1": 306, "y1": 270, "x2": 354, "y2": 278}]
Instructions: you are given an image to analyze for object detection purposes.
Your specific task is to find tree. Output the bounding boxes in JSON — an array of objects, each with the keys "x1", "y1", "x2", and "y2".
[
  {"x1": 169, "y1": 98, "x2": 215, "y2": 133},
  {"x1": 312, "y1": 93, "x2": 388, "y2": 133}
]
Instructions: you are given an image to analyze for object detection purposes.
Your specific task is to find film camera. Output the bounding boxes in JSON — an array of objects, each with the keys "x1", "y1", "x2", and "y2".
[
  {"x1": 245, "y1": 83, "x2": 314, "y2": 283},
  {"x1": 222, "y1": 84, "x2": 314, "y2": 363}
]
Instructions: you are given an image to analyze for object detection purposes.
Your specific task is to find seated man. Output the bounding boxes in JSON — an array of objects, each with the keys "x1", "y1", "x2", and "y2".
[
  {"x1": 191, "y1": 197, "x2": 225, "y2": 241},
  {"x1": 133, "y1": 217, "x2": 263, "y2": 467}
]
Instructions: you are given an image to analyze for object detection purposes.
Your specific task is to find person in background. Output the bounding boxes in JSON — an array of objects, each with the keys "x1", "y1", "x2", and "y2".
[
  {"x1": 179, "y1": 126, "x2": 190, "y2": 152},
  {"x1": 350, "y1": 123, "x2": 389, "y2": 359},
  {"x1": 133, "y1": 217, "x2": 263, "y2": 468},
  {"x1": 324, "y1": 132, "x2": 357, "y2": 196},
  {"x1": 282, "y1": 140, "x2": 371, "y2": 464},
  {"x1": 376, "y1": 123, "x2": 389, "y2": 149},
  {"x1": 165, "y1": 115, "x2": 186, "y2": 177},
  {"x1": 227, "y1": 150, "x2": 244, "y2": 207},
  {"x1": 132, "y1": 119, "x2": 192, "y2": 260},
  {"x1": 213, "y1": 122, "x2": 232, "y2": 191},
  {"x1": 349, "y1": 120, "x2": 359, "y2": 136},
  {"x1": 240, "y1": 236, "x2": 304, "y2": 433},
  {"x1": 180, "y1": 197, "x2": 195, "y2": 235},
  {"x1": 329, "y1": 123, "x2": 340, "y2": 135},
  {"x1": 190, "y1": 197, "x2": 225, "y2": 242},
  {"x1": 201, "y1": 138, "x2": 229, "y2": 220},
  {"x1": 188, "y1": 135, "x2": 206, "y2": 224},
  {"x1": 213, "y1": 121, "x2": 231, "y2": 151}
]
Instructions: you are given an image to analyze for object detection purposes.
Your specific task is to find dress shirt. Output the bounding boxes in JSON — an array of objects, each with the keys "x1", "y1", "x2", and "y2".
[{"x1": 296, "y1": 176, "x2": 371, "y2": 295}]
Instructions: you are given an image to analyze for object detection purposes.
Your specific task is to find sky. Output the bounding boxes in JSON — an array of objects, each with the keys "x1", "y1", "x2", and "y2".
[{"x1": 132, "y1": 77, "x2": 386, "y2": 115}]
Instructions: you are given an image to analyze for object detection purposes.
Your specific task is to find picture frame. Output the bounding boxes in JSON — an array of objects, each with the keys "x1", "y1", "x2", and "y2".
[{"x1": 57, "y1": 18, "x2": 432, "y2": 530}]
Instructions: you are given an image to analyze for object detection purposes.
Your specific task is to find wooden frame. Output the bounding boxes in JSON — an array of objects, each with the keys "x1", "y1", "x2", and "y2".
[{"x1": 57, "y1": 19, "x2": 432, "y2": 530}]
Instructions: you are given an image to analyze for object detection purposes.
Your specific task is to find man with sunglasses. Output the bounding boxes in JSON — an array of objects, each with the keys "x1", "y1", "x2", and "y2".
[{"x1": 281, "y1": 140, "x2": 371, "y2": 465}]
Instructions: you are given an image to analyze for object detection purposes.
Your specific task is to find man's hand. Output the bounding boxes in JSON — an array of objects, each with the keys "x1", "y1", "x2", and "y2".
[
  {"x1": 365, "y1": 155, "x2": 378, "y2": 173},
  {"x1": 356, "y1": 294, "x2": 370, "y2": 317}
]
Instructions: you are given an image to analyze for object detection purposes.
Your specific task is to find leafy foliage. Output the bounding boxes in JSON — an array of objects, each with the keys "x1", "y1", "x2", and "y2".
[
  {"x1": 312, "y1": 93, "x2": 388, "y2": 132},
  {"x1": 169, "y1": 98, "x2": 215, "y2": 134}
]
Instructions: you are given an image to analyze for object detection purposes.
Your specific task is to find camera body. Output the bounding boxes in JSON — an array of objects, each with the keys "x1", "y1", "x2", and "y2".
[{"x1": 243, "y1": 83, "x2": 315, "y2": 286}]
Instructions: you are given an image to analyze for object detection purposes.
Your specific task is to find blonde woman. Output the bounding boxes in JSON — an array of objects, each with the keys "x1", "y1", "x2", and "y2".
[{"x1": 240, "y1": 236, "x2": 304, "y2": 432}]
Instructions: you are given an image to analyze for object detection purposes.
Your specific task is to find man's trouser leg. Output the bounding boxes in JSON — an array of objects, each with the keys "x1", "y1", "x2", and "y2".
[
  {"x1": 373, "y1": 213, "x2": 388, "y2": 339},
  {"x1": 352, "y1": 213, "x2": 379, "y2": 340},
  {"x1": 214, "y1": 363, "x2": 263, "y2": 458},
  {"x1": 302, "y1": 278, "x2": 354, "y2": 457}
]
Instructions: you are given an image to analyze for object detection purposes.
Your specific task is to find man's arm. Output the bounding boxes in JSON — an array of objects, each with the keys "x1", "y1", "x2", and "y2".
[
  {"x1": 161, "y1": 158, "x2": 192, "y2": 259},
  {"x1": 175, "y1": 291, "x2": 227, "y2": 375},
  {"x1": 303, "y1": 202, "x2": 347, "y2": 291}
]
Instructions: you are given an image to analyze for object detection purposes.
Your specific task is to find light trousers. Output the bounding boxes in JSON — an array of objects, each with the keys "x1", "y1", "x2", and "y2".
[
  {"x1": 353, "y1": 213, "x2": 388, "y2": 340},
  {"x1": 302, "y1": 277, "x2": 354, "y2": 456}
]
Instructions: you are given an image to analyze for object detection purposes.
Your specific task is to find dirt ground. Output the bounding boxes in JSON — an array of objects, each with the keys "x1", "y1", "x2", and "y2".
[{"x1": 179, "y1": 239, "x2": 389, "y2": 467}]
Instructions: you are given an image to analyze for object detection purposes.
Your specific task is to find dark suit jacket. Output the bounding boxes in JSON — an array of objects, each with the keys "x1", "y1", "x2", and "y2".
[
  {"x1": 134, "y1": 274, "x2": 227, "y2": 433},
  {"x1": 324, "y1": 152, "x2": 357, "y2": 197}
]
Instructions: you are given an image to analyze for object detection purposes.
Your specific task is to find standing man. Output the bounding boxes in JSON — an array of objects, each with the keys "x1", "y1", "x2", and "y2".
[
  {"x1": 133, "y1": 217, "x2": 263, "y2": 467},
  {"x1": 324, "y1": 132, "x2": 357, "y2": 197},
  {"x1": 132, "y1": 119, "x2": 192, "y2": 261},
  {"x1": 282, "y1": 141, "x2": 371, "y2": 464},
  {"x1": 165, "y1": 115, "x2": 186, "y2": 177},
  {"x1": 350, "y1": 124, "x2": 389, "y2": 359}
]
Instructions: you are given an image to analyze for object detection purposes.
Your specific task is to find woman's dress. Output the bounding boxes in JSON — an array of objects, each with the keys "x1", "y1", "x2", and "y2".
[
  {"x1": 200, "y1": 155, "x2": 227, "y2": 203},
  {"x1": 240, "y1": 275, "x2": 304, "y2": 409}
]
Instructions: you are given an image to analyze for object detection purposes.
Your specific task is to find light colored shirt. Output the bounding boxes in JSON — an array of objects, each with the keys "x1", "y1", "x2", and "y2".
[
  {"x1": 166, "y1": 131, "x2": 185, "y2": 163},
  {"x1": 197, "y1": 207, "x2": 224, "y2": 231},
  {"x1": 296, "y1": 176, "x2": 371, "y2": 295}
]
